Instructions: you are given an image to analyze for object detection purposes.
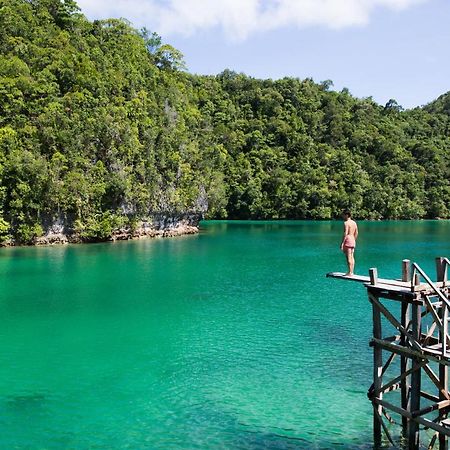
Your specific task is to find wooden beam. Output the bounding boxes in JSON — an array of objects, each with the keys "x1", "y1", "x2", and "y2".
[
  {"x1": 371, "y1": 338, "x2": 450, "y2": 366},
  {"x1": 424, "y1": 364, "x2": 450, "y2": 401},
  {"x1": 369, "y1": 294, "x2": 423, "y2": 352},
  {"x1": 421, "y1": 391, "x2": 440, "y2": 402},
  {"x1": 403, "y1": 259, "x2": 411, "y2": 282},
  {"x1": 402, "y1": 300, "x2": 411, "y2": 435},
  {"x1": 373, "y1": 403, "x2": 395, "y2": 446},
  {"x1": 439, "y1": 300, "x2": 449, "y2": 450},
  {"x1": 411, "y1": 399, "x2": 450, "y2": 418},
  {"x1": 374, "y1": 398, "x2": 450, "y2": 437},
  {"x1": 409, "y1": 302, "x2": 422, "y2": 449},
  {"x1": 374, "y1": 361, "x2": 426, "y2": 397},
  {"x1": 372, "y1": 294, "x2": 383, "y2": 448}
]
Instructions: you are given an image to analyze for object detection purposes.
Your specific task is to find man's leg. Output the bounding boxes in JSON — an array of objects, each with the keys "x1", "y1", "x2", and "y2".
[
  {"x1": 348, "y1": 248, "x2": 355, "y2": 275},
  {"x1": 344, "y1": 247, "x2": 355, "y2": 275}
]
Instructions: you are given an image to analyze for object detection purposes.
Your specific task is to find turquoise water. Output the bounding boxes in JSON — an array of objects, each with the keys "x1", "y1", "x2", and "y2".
[{"x1": 1, "y1": 220, "x2": 450, "y2": 449}]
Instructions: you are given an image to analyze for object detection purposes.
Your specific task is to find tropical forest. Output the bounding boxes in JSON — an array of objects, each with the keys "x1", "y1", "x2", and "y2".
[{"x1": 1, "y1": 0, "x2": 450, "y2": 244}]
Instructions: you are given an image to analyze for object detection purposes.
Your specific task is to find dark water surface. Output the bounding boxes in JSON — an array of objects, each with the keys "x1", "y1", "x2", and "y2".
[{"x1": 1, "y1": 220, "x2": 450, "y2": 449}]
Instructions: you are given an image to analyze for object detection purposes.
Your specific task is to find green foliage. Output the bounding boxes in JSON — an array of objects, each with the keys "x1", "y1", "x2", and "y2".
[
  {"x1": 75, "y1": 212, "x2": 126, "y2": 241},
  {"x1": 1, "y1": 0, "x2": 450, "y2": 245},
  {"x1": 0, "y1": 216, "x2": 11, "y2": 240}
]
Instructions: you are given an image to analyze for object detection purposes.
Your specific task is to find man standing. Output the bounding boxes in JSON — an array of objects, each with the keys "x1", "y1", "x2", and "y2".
[{"x1": 340, "y1": 210, "x2": 358, "y2": 276}]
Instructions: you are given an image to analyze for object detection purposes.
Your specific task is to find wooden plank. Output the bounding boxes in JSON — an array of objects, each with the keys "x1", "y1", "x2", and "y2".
[
  {"x1": 382, "y1": 352, "x2": 397, "y2": 376},
  {"x1": 373, "y1": 403, "x2": 395, "y2": 446},
  {"x1": 411, "y1": 399, "x2": 450, "y2": 418},
  {"x1": 421, "y1": 391, "x2": 440, "y2": 402},
  {"x1": 326, "y1": 272, "x2": 370, "y2": 282},
  {"x1": 372, "y1": 294, "x2": 383, "y2": 448},
  {"x1": 371, "y1": 338, "x2": 450, "y2": 367},
  {"x1": 374, "y1": 398, "x2": 450, "y2": 437},
  {"x1": 429, "y1": 433, "x2": 438, "y2": 450},
  {"x1": 424, "y1": 295, "x2": 443, "y2": 330},
  {"x1": 327, "y1": 271, "x2": 450, "y2": 294},
  {"x1": 402, "y1": 300, "x2": 411, "y2": 434},
  {"x1": 409, "y1": 302, "x2": 422, "y2": 449},
  {"x1": 327, "y1": 272, "x2": 421, "y2": 289},
  {"x1": 442, "y1": 302, "x2": 448, "y2": 358},
  {"x1": 424, "y1": 365, "x2": 450, "y2": 401},
  {"x1": 374, "y1": 361, "x2": 426, "y2": 397},
  {"x1": 439, "y1": 300, "x2": 449, "y2": 450}
]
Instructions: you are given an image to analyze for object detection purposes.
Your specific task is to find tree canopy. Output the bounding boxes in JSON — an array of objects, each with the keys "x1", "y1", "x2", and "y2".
[{"x1": 0, "y1": 0, "x2": 449, "y2": 243}]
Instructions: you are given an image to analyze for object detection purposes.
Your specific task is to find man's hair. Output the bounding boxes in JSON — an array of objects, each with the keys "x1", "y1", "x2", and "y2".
[{"x1": 343, "y1": 209, "x2": 352, "y2": 218}]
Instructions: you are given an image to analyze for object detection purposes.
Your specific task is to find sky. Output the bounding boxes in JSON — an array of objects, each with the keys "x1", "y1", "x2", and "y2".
[{"x1": 76, "y1": 0, "x2": 450, "y2": 109}]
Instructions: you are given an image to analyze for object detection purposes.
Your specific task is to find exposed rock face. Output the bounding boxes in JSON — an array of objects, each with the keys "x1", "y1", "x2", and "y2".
[{"x1": 31, "y1": 213, "x2": 201, "y2": 246}]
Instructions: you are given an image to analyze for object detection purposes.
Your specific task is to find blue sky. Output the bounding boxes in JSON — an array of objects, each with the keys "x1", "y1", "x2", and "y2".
[{"x1": 76, "y1": 0, "x2": 450, "y2": 109}]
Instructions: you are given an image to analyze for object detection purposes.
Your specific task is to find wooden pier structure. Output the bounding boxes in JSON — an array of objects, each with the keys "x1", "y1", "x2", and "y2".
[{"x1": 327, "y1": 258, "x2": 450, "y2": 450}]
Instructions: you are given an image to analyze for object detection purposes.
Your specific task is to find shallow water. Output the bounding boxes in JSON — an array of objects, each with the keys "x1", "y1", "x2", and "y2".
[{"x1": 1, "y1": 220, "x2": 449, "y2": 449}]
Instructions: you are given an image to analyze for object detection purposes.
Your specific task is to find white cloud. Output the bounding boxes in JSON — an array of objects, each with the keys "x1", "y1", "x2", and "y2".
[{"x1": 76, "y1": 0, "x2": 429, "y2": 41}]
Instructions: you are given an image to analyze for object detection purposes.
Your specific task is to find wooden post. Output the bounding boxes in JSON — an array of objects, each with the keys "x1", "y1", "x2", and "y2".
[
  {"x1": 370, "y1": 268, "x2": 378, "y2": 286},
  {"x1": 440, "y1": 301, "x2": 449, "y2": 450},
  {"x1": 408, "y1": 302, "x2": 422, "y2": 450},
  {"x1": 414, "y1": 272, "x2": 420, "y2": 287},
  {"x1": 401, "y1": 300, "x2": 411, "y2": 436},
  {"x1": 436, "y1": 257, "x2": 446, "y2": 282},
  {"x1": 372, "y1": 294, "x2": 383, "y2": 447},
  {"x1": 403, "y1": 259, "x2": 411, "y2": 282}
]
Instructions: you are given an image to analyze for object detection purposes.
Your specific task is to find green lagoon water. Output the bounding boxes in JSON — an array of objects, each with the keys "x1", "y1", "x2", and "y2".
[{"x1": 1, "y1": 220, "x2": 450, "y2": 449}]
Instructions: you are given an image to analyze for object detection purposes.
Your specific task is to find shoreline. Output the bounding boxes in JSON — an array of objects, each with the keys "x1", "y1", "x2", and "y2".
[{"x1": 1, "y1": 222, "x2": 200, "y2": 248}]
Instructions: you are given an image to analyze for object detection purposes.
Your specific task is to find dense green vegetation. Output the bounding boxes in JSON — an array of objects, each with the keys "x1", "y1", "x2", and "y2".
[{"x1": 1, "y1": 0, "x2": 449, "y2": 243}]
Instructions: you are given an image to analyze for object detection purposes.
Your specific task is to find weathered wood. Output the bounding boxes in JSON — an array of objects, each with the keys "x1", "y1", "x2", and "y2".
[
  {"x1": 429, "y1": 433, "x2": 438, "y2": 450},
  {"x1": 411, "y1": 399, "x2": 450, "y2": 418},
  {"x1": 374, "y1": 398, "x2": 450, "y2": 437},
  {"x1": 371, "y1": 338, "x2": 450, "y2": 367},
  {"x1": 401, "y1": 300, "x2": 411, "y2": 435},
  {"x1": 373, "y1": 403, "x2": 395, "y2": 446},
  {"x1": 421, "y1": 391, "x2": 440, "y2": 402},
  {"x1": 443, "y1": 302, "x2": 448, "y2": 358},
  {"x1": 370, "y1": 268, "x2": 378, "y2": 286},
  {"x1": 403, "y1": 259, "x2": 411, "y2": 282},
  {"x1": 409, "y1": 302, "x2": 422, "y2": 449},
  {"x1": 440, "y1": 300, "x2": 449, "y2": 450},
  {"x1": 414, "y1": 272, "x2": 421, "y2": 288},
  {"x1": 369, "y1": 294, "x2": 423, "y2": 352},
  {"x1": 413, "y1": 263, "x2": 450, "y2": 310},
  {"x1": 437, "y1": 257, "x2": 446, "y2": 283},
  {"x1": 327, "y1": 258, "x2": 450, "y2": 449},
  {"x1": 382, "y1": 352, "x2": 397, "y2": 376},
  {"x1": 424, "y1": 364, "x2": 450, "y2": 401},
  {"x1": 424, "y1": 295, "x2": 443, "y2": 330},
  {"x1": 372, "y1": 294, "x2": 383, "y2": 447},
  {"x1": 374, "y1": 361, "x2": 426, "y2": 397}
]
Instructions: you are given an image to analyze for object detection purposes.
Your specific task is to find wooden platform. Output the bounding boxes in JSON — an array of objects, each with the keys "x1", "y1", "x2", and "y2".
[
  {"x1": 327, "y1": 271, "x2": 446, "y2": 295},
  {"x1": 327, "y1": 258, "x2": 450, "y2": 450}
]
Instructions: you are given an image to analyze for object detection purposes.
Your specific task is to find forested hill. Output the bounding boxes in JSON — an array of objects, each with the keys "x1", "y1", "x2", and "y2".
[{"x1": 1, "y1": 0, "x2": 450, "y2": 244}]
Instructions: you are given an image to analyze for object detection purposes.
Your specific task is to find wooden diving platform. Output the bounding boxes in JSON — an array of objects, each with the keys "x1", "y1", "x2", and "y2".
[{"x1": 327, "y1": 258, "x2": 450, "y2": 450}]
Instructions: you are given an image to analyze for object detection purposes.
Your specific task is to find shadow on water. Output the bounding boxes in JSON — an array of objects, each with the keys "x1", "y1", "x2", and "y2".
[{"x1": 4, "y1": 392, "x2": 48, "y2": 411}]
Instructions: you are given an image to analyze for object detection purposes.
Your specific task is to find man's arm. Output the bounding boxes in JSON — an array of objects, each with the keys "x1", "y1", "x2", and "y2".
[{"x1": 341, "y1": 222, "x2": 349, "y2": 248}]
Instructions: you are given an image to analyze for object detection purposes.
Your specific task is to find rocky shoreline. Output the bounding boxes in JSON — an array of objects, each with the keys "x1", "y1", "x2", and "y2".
[{"x1": 1, "y1": 215, "x2": 201, "y2": 247}]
